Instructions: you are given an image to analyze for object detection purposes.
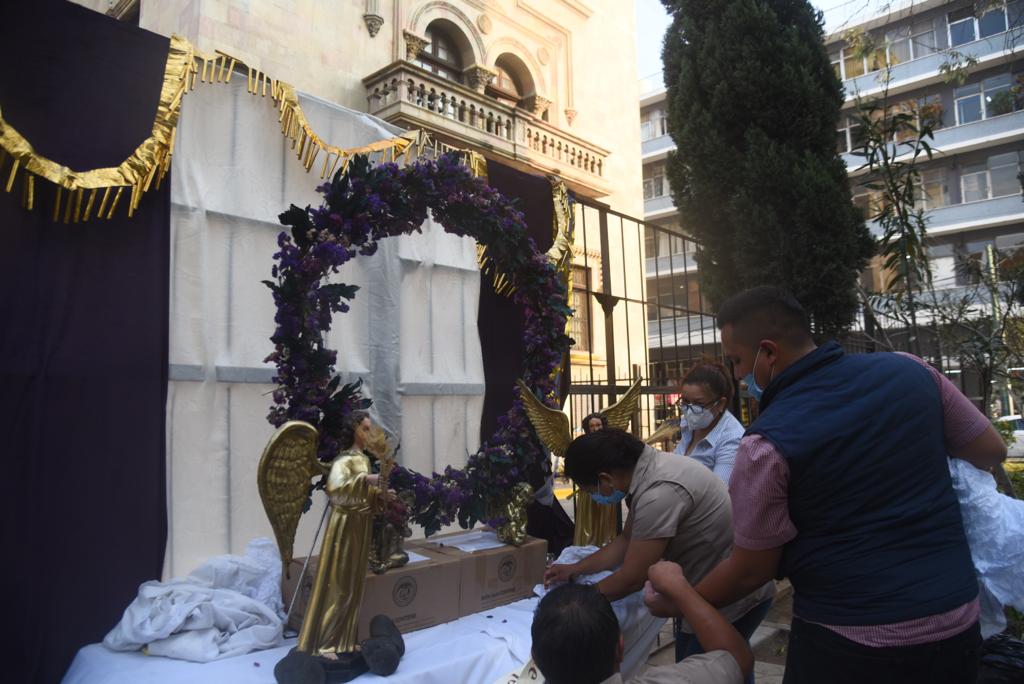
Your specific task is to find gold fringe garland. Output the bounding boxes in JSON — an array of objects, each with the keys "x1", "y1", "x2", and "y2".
[{"x1": 0, "y1": 34, "x2": 414, "y2": 222}]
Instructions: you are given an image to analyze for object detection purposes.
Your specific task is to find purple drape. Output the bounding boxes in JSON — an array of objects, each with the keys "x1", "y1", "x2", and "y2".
[{"x1": 0, "y1": 3, "x2": 170, "y2": 682}]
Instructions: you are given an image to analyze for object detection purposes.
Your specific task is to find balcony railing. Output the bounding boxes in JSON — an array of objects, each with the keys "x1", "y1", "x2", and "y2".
[
  {"x1": 363, "y1": 61, "x2": 610, "y2": 197},
  {"x1": 867, "y1": 194, "x2": 1024, "y2": 238},
  {"x1": 844, "y1": 110, "x2": 1024, "y2": 176},
  {"x1": 842, "y1": 30, "x2": 1023, "y2": 103},
  {"x1": 643, "y1": 193, "x2": 675, "y2": 218}
]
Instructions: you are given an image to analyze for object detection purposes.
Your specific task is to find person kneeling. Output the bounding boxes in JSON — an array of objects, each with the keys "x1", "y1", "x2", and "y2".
[{"x1": 531, "y1": 561, "x2": 751, "y2": 683}]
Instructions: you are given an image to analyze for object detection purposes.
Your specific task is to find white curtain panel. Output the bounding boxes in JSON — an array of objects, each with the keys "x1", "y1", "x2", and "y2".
[{"x1": 166, "y1": 79, "x2": 484, "y2": 578}]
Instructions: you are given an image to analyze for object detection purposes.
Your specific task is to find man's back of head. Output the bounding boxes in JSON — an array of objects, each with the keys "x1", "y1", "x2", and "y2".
[
  {"x1": 717, "y1": 285, "x2": 812, "y2": 347},
  {"x1": 531, "y1": 584, "x2": 621, "y2": 684}
]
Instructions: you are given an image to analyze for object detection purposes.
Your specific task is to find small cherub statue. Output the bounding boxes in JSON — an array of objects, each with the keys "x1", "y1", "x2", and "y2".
[{"x1": 496, "y1": 482, "x2": 534, "y2": 546}]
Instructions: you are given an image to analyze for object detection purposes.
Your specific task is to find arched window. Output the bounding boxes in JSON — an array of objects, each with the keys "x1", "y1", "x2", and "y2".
[
  {"x1": 487, "y1": 55, "x2": 532, "y2": 109},
  {"x1": 416, "y1": 25, "x2": 463, "y2": 82}
]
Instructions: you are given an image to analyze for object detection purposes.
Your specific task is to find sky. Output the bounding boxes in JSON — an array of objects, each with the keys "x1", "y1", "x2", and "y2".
[{"x1": 635, "y1": 0, "x2": 913, "y2": 86}]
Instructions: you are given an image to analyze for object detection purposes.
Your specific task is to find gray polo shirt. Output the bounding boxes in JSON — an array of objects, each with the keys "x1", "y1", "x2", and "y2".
[
  {"x1": 606, "y1": 650, "x2": 743, "y2": 683},
  {"x1": 628, "y1": 445, "x2": 775, "y2": 629}
]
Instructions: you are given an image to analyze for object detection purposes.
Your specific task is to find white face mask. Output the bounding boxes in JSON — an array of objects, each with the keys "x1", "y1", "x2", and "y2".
[{"x1": 684, "y1": 408, "x2": 716, "y2": 432}]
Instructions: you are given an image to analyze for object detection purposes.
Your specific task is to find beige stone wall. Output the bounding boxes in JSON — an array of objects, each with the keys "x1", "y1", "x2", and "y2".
[
  {"x1": 68, "y1": 0, "x2": 642, "y2": 216},
  {"x1": 69, "y1": 0, "x2": 648, "y2": 425}
]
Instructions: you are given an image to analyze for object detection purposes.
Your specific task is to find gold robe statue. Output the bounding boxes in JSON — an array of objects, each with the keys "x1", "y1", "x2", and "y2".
[
  {"x1": 297, "y1": 449, "x2": 382, "y2": 655},
  {"x1": 573, "y1": 491, "x2": 616, "y2": 547}
]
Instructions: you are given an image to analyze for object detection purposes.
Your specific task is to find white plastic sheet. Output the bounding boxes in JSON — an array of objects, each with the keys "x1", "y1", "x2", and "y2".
[
  {"x1": 103, "y1": 539, "x2": 284, "y2": 662},
  {"x1": 949, "y1": 458, "x2": 1024, "y2": 637},
  {"x1": 166, "y1": 78, "x2": 484, "y2": 577}
]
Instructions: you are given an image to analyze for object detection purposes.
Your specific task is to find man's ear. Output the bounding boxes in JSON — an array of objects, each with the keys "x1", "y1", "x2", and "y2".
[{"x1": 759, "y1": 339, "x2": 781, "y2": 365}]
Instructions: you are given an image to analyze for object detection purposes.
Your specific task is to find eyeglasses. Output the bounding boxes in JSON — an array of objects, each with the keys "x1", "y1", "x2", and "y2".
[{"x1": 676, "y1": 398, "x2": 721, "y2": 416}]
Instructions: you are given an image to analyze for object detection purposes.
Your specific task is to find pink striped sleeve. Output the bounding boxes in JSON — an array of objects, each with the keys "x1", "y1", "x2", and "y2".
[
  {"x1": 895, "y1": 353, "x2": 990, "y2": 448},
  {"x1": 729, "y1": 435, "x2": 796, "y2": 550}
]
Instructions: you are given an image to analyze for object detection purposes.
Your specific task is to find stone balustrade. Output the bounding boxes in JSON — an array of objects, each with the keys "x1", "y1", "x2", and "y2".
[{"x1": 363, "y1": 61, "x2": 609, "y2": 196}]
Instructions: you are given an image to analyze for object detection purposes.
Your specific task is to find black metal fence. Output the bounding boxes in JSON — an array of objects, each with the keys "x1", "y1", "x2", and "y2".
[{"x1": 563, "y1": 198, "x2": 736, "y2": 443}]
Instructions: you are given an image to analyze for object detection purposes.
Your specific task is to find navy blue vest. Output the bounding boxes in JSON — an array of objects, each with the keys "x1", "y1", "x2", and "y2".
[{"x1": 747, "y1": 341, "x2": 977, "y2": 626}]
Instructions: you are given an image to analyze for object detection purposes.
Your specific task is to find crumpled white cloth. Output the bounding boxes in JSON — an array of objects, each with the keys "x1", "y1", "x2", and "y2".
[
  {"x1": 949, "y1": 459, "x2": 1024, "y2": 638},
  {"x1": 102, "y1": 538, "x2": 284, "y2": 662},
  {"x1": 532, "y1": 546, "x2": 651, "y2": 630}
]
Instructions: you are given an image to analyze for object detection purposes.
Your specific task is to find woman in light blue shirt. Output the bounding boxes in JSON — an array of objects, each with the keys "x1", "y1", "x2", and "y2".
[{"x1": 674, "y1": 362, "x2": 744, "y2": 484}]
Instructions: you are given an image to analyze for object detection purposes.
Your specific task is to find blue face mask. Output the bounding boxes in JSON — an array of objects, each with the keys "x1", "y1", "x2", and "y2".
[
  {"x1": 743, "y1": 347, "x2": 768, "y2": 402},
  {"x1": 591, "y1": 480, "x2": 627, "y2": 506}
]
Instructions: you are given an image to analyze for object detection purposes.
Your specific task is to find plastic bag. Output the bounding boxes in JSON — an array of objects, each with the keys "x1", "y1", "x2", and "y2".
[{"x1": 949, "y1": 459, "x2": 1024, "y2": 638}]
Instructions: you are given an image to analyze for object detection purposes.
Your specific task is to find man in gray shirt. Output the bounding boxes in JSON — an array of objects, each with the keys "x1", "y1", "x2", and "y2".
[{"x1": 531, "y1": 561, "x2": 750, "y2": 683}]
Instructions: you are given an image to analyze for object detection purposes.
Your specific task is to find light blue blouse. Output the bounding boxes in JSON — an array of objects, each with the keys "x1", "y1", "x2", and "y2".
[{"x1": 673, "y1": 409, "x2": 744, "y2": 485}]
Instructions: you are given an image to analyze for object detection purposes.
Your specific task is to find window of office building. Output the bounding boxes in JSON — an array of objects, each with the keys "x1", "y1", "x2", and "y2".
[
  {"x1": 829, "y1": 50, "x2": 842, "y2": 80},
  {"x1": 910, "y1": 18, "x2": 938, "y2": 57},
  {"x1": 833, "y1": 18, "x2": 937, "y2": 81},
  {"x1": 929, "y1": 243, "x2": 957, "y2": 288},
  {"x1": 641, "y1": 108, "x2": 668, "y2": 141},
  {"x1": 915, "y1": 168, "x2": 950, "y2": 211},
  {"x1": 643, "y1": 163, "x2": 668, "y2": 200},
  {"x1": 645, "y1": 229, "x2": 689, "y2": 260},
  {"x1": 949, "y1": 4, "x2": 1009, "y2": 47},
  {"x1": 996, "y1": 232, "x2": 1024, "y2": 275},
  {"x1": 569, "y1": 266, "x2": 591, "y2": 352},
  {"x1": 836, "y1": 116, "x2": 864, "y2": 153},
  {"x1": 955, "y1": 73, "x2": 1016, "y2": 124},
  {"x1": 961, "y1": 152, "x2": 1023, "y2": 202}
]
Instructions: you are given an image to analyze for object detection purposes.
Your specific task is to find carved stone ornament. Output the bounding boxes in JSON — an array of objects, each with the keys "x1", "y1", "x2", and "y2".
[
  {"x1": 403, "y1": 30, "x2": 429, "y2": 61},
  {"x1": 564, "y1": 108, "x2": 577, "y2": 125},
  {"x1": 537, "y1": 46, "x2": 550, "y2": 66},
  {"x1": 363, "y1": 13, "x2": 384, "y2": 37},
  {"x1": 464, "y1": 64, "x2": 498, "y2": 92},
  {"x1": 477, "y1": 13, "x2": 493, "y2": 34},
  {"x1": 524, "y1": 95, "x2": 551, "y2": 117}
]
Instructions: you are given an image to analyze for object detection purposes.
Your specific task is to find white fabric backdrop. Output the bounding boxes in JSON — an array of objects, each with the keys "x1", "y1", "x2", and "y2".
[{"x1": 165, "y1": 79, "x2": 484, "y2": 578}]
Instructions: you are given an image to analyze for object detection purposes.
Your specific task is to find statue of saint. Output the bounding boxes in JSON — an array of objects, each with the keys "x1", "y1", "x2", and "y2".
[{"x1": 296, "y1": 412, "x2": 383, "y2": 657}]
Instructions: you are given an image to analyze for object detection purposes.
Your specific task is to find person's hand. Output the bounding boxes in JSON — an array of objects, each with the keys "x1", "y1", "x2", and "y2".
[
  {"x1": 647, "y1": 560, "x2": 687, "y2": 594},
  {"x1": 643, "y1": 580, "x2": 681, "y2": 618},
  {"x1": 543, "y1": 563, "x2": 577, "y2": 588}
]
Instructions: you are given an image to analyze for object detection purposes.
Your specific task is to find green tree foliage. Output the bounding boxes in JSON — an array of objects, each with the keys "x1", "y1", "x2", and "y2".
[{"x1": 660, "y1": 0, "x2": 875, "y2": 337}]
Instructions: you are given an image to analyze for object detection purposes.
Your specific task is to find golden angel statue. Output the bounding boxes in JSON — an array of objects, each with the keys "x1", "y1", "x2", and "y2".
[
  {"x1": 257, "y1": 414, "x2": 384, "y2": 658},
  {"x1": 517, "y1": 378, "x2": 643, "y2": 547}
]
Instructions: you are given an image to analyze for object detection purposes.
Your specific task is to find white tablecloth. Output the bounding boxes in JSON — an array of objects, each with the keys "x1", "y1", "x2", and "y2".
[{"x1": 63, "y1": 597, "x2": 664, "y2": 684}]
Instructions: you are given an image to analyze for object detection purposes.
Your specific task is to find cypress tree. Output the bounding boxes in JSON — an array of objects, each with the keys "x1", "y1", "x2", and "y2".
[{"x1": 661, "y1": 0, "x2": 874, "y2": 338}]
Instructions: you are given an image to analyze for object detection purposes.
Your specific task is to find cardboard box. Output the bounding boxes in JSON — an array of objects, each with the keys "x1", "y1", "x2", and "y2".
[
  {"x1": 412, "y1": 530, "x2": 548, "y2": 616},
  {"x1": 282, "y1": 546, "x2": 462, "y2": 636}
]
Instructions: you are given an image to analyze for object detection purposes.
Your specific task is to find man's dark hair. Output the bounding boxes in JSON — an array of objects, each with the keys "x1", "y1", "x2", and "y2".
[
  {"x1": 564, "y1": 428, "x2": 644, "y2": 486},
  {"x1": 581, "y1": 412, "x2": 608, "y2": 433},
  {"x1": 717, "y1": 286, "x2": 812, "y2": 346},
  {"x1": 531, "y1": 584, "x2": 620, "y2": 684}
]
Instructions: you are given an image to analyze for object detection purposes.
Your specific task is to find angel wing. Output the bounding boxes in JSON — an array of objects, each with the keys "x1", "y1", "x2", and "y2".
[
  {"x1": 601, "y1": 378, "x2": 644, "y2": 432},
  {"x1": 257, "y1": 421, "x2": 329, "y2": 579},
  {"x1": 517, "y1": 379, "x2": 572, "y2": 458},
  {"x1": 644, "y1": 417, "x2": 681, "y2": 446}
]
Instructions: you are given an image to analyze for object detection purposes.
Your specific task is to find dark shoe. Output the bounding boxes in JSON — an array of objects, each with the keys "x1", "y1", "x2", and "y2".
[
  {"x1": 360, "y1": 637, "x2": 400, "y2": 676},
  {"x1": 320, "y1": 651, "x2": 369, "y2": 683},
  {"x1": 273, "y1": 649, "x2": 326, "y2": 684},
  {"x1": 369, "y1": 614, "x2": 405, "y2": 657}
]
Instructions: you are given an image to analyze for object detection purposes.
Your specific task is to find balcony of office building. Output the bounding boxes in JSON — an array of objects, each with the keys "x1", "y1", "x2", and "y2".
[
  {"x1": 900, "y1": 194, "x2": 1024, "y2": 237},
  {"x1": 362, "y1": 60, "x2": 611, "y2": 198},
  {"x1": 843, "y1": 110, "x2": 1024, "y2": 176},
  {"x1": 839, "y1": 25, "x2": 1023, "y2": 103}
]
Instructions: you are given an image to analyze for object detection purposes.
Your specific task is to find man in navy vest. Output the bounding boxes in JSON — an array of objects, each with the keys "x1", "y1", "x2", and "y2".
[{"x1": 642, "y1": 286, "x2": 1006, "y2": 683}]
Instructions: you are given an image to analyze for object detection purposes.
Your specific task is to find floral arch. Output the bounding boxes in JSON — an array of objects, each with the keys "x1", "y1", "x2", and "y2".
[{"x1": 264, "y1": 153, "x2": 573, "y2": 534}]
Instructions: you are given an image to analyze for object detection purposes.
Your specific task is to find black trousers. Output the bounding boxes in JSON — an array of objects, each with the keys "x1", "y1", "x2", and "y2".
[{"x1": 783, "y1": 617, "x2": 981, "y2": 684}]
